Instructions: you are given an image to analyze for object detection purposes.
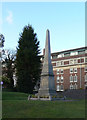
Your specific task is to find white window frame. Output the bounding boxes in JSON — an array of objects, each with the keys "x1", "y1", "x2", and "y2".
[
  {"x1": 85, "y1": 58, "x2": 87, "y2": 63},
  {"x1": 70, "y1": 75, "x2": 73, "y2": 82},
  {"x1": 61, "y1": 76, "x2": 63, "y2": 83},
  {"x1": 69, "y1": 59, "x2": 74, "y2": 65},
  {"x1": 57, "y1": 85, "x2": 60, "y2": 91},
  {"x1": 74, "y1": 59, "x2": 78, "y2": 64},
  {"x1": 74, "y1": 74, "x2": 77, "y2": 82},
  {"x1": 57, "y1": 54, "x2": 64, "y2": 58},
  {"x1": 57, "y1": 69, "x2": 60, "y2": 74},
  {"x1": 73, "y1": 83, "x2": 77, "y2": 89},
  {"x1": 70, "y1": 52, "x2": 78, "y2": 56},
  {"x1": 61, "y1": 69, "x2": 63, "y2": 74},
  {"x1": 61, "y1": 61, "x2": 64, "y2": 66},
  {"x1": 57, "y1": 61, "x2": 61, "y2": 66},
  {"x1": 74, "y1": 68, "x2": 77, "y2": 73},
  {"x1": 57, "y1": 61, "x2": 64, "y2": 66},
  {"x1": 70, "y1": 68, "x2": 73, "y2": 73},
  {"x1": 57, "y1": 76, "x2": 60, "y2": 83},
  {"x1": 85, "y1": 73, "x2": 87, "y2": 82},
  {"x1": 60, "y1": 85, "x2": 64, "y2": 91},
  {"x1": 84, "y1": 67, "x2": 87, "y2": 72},
  {"x1": 70, "y1": 84, "x2": 73, "y2": 89}
]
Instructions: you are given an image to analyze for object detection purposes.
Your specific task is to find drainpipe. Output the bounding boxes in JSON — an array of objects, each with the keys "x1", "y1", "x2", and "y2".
[{"x1": 80, "y1": 58, "x2": 82, "y2": 88}]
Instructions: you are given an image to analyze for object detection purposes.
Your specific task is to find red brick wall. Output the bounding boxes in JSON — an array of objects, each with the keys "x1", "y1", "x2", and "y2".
[
  {"x1": 53, "y1": 67, "x2": 86, "y2": 91},
  {"x1": 64, "y1": 61, "x2": 69, "y2": 65},
  {"x1": 63, "y1": 69, "x2": 70, "y2": 90},
  {"x1": 52, "y1": 63, "x2": 56, "y2": 66}
]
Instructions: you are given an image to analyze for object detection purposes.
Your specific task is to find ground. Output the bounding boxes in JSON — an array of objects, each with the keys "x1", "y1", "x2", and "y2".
[{"x1": 2, "y1": 90, "x2": 86, "y2": 119}]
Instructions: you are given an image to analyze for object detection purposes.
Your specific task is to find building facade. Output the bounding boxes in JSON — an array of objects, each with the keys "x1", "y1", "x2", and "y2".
[{"x1": 41, "y1": 47, "x2": 87, "y2": 91}]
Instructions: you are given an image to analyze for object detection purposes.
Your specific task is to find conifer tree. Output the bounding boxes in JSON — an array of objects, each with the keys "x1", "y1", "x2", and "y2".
[{"x1": 16, "y1": 25, "x2": 41, "y2": 93}]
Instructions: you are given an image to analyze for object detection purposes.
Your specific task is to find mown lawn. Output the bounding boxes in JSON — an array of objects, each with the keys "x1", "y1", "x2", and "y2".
[{"x1": 2, "y1": 91, "x2": 85, "y2": 118}]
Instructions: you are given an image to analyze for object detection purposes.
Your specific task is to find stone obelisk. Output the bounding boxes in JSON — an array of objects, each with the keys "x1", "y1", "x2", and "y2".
[{"x1": 38, "y1": 29, "x2": 56, "y2": 96}]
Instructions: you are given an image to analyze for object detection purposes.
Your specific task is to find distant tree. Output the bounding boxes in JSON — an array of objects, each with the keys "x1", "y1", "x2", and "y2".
[
  {"x1": 0, "y1": 34, "x2": 5, "y2": 47},
  {"x1": 2, "y1": 76, "x2": 10, "y2": 88},
  {"x1": 2, "y1": 49, "x2": 16, "y2": 89},
  {"x1": 16, "y1": 24, "x2": 41, "y2": 93}
]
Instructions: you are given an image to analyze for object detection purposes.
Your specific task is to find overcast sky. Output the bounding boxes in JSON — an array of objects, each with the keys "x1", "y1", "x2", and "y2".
[{"x1": 2, "y1": 2, "x2": 85, "y2": 54}]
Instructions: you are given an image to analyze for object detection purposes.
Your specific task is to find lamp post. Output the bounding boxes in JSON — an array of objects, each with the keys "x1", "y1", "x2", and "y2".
[
  {"x1": 0, "y1": 34, "x2": 5, "y2": 120},
  {"x1": 0, "y1": 81, "x2": 3, "y2": 90},
  {"x1": 0, "y1": 34, "x2": 5, "y2": 91}
]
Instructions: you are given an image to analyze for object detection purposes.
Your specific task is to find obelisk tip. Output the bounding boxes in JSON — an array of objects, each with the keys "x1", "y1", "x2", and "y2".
[{"x1": 47, "y1": 29, "x2": 49, "y2": 32}]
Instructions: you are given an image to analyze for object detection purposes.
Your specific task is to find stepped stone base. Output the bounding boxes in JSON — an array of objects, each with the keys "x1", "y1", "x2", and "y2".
[{"x1": 37, "y1": 89, "x2": 57, "y2": 97}]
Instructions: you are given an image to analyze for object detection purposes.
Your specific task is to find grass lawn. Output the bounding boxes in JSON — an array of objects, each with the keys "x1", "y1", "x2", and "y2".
[{"x1": 2, "y1": 91, "x2": 85, "y2": 118}]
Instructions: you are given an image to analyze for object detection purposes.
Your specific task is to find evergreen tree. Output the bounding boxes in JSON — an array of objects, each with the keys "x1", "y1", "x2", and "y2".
[{"x1": 16, "y1": 24, "x2": 41, "y2": 93}]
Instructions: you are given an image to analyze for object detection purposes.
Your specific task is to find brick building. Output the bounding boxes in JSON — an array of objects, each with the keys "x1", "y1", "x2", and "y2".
[{"x1": 41, "y1": 47, "x2": 87, "y2": 91}]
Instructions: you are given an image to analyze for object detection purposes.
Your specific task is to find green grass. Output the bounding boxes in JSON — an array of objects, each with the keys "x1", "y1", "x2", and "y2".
[
  {"x1": 2, "y1": 91, "x2": 85, "y2": 118},
  {"x1": 2, "y1": 91, "x2": 28, "y2": 100}
]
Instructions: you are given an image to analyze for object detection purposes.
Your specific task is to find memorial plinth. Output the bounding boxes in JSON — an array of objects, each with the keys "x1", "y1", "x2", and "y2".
[{"x1": 38, "y1": 29, "x2": 57, "y2": 97}]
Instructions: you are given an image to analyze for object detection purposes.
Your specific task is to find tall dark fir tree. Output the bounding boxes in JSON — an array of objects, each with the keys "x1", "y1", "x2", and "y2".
[{"x1": 16, "y1": 25, "x2": 41, "y2": 93}]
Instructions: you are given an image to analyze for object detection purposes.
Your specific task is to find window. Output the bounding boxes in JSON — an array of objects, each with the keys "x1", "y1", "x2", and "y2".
[
  {"x1": 70, "y1": 84, "x2": 73, "y2": 89},
  {"x1": 58, "y1": 54, "x2": 62, "y2": 58},
  {"x1": 85, "y1": 83, "x2": 87, "y2": 89},
  {"x1": 64, "y1": 52, "x2": 70, "y2": 57},
  {"x1": 70, "y1": 60, "x2": 74, "y2": 65},
  {"x1": 78, "y1": 50, "x2": 85, "y2": 55},
  {"x1": 74, "y1": 74, "x2": 77, "y2": 82},
  {"x1": 85, "y1": 58, "x2": 87, "y2": 63},
  {"x1": 52, "y1": 55, "x2": 57, "y2": 59},
  {"x1": 57, "y1": 61, "x2": 61, "y2": 66},
  {"x1": 70, "y1": 52, "x2": 78, "y2": 56},
  {"x1": 57, "y1": 76, "x2": 60, "y2": 83},
  {"x1": 57, "y1": 69, "x2": 59, "y2": 74},
  {"x1": 61, "y1": 76, "x2": 63, "y2": 83},
  {"x1": 73, "y1": 83, "x2": 77, "y2": 89},
  {"x1": 57, "y1": 61, "x2": 64, "y2": 66},
  {"x1": 70, "y1": 68, "x2": 73, "y2": 73},
  {"x1": 70, "y1": 75, "x2": 73, "y2": 82},
  {"x1": 61, "y1": 69, "x2": 63, "y2": 74},
  {"x1": 61, "y1": 61, "x2": 64, "y2": 65},
  {"x1": 57, "y1": 85, "x2": 63, "y2": 91},
  {"x1": 74, "y1": 59, "x2": 78, "y2": 64},
  {"x1": 85, "y1": 74, "x2": 87, "y2": 82},
  {"x1": 85, "y1": 67, "x2": 87, "y2": 72},
  {"x1": 57, "y1": 85, "x2": 60, "y2": 91},
  {"x1": 60, "y1": 85, "x2": 64, "y2": 91},
  {"x1": 58, "y1": 54, "x2": 64, "y2": 58},
  {"x1": 74, "y1": 68, "x2": 77, "y2": 73},
  {"x1": 70, "y1": 59, "x2": 77, "y2": 64}
]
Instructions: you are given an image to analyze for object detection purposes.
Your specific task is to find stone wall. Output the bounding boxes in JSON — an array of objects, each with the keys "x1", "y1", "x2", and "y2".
[{"x1": 57, "y1": 89, "x2": 87, "y2": 99}]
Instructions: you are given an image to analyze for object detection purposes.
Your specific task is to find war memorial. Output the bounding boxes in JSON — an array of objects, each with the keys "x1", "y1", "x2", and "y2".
[{"x1": 28, "y1": 29, "x2": 59, "y2": 100}]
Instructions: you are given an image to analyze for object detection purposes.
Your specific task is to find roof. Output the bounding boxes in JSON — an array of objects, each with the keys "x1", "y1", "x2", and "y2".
[{"x1": 51, "y1": 46, "x2": 87, "y2": 56}]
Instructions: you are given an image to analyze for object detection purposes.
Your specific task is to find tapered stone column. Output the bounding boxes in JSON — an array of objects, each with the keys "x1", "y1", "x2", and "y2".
[{"x1": 38, "y1": 29, "x2": 56, "y2": 96}]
